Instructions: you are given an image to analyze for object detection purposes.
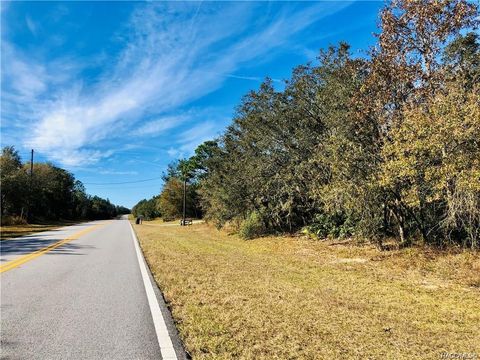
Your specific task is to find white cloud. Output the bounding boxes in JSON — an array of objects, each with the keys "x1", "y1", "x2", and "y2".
[
  {"x1": 99, "y1": 169, "x2": 139, "y2": 175},
  {"x1": 133, "y1": 115, "x2": 187, "y2": 137},
  {"x1": 165, "y1": 119, "x2": 224, "y2": 159},
  {"x1": 2, "y1": 2, "x2": 352, "y2": 166},
  {"x1": 167, "y1": 148, "x2": 181, "y2": 158},
  {"x1": 178, "y1": 121, "x2": 219, "y2": 145},
  {"x1": 25, "y1": 15, "x2": 38, "y2": 36},
  {"x1": 8, "y1": 56, "x2": 46, "y2": 97},
  {"x1": 172, "y1": 119, "x2": 228, "y2": 158},
  {"x1": 44, "y1": 148, "x2": 114, "y2": 167}
]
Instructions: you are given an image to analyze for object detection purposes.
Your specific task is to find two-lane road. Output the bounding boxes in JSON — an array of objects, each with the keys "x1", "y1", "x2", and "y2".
[{"x1": 0, "y1": 219, "x2": 185, "y2": 359}]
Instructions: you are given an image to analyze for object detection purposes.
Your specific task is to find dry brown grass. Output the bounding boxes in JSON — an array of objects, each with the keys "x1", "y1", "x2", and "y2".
[{"x1": 133, "y1": 221, "x2": 480, "y2": 360}]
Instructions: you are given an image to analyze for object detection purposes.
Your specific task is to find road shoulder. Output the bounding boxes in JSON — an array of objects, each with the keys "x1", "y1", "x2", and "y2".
[{"x1": 129, "y1": 222, "x2": 189, "y2": 360}]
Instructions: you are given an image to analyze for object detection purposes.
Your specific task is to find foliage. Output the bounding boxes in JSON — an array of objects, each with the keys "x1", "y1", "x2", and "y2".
[
  {"x1": 0, "y1": 146, "x2": 122, "y2": 222},
  {"x1": 136, "y1": 0, "x2": 479, "y2": 248},
  {"x1": 159, "y1": 179, "x2": 201, "y2": 220},
  {"x1": 1, "y1": 215, "x2": 28, "y2": 226},
  {"x1": 88, "y1": 196, "x2": 118, "y2": 220},
  {"x1": 0, "y1": 146, "x2": 28, "y2": 218},
  {"x1": 115, "y1": 205, "x2": 131, "y2": 215},
  {"x1": 307, "y1": 212, "x2": 356, "y2": 240},
  {"x1": 157, "y1": 180, "x2": 181, "y2": 220},
  {"x1": 381, "y1": 84, "x2": 480, "y2": 248},
  {"x1": 239, "y1": 211, "x2": 266, "y2": 239},
  {"x1": 443, "y1": 32, "x2": 480, "y2": 90},
  {"x1": 131, "y1": 197, "x2": 160, "y2": 220},
  {"x1": 132, "y1": 171, "x2": 202, "y2": 221}
]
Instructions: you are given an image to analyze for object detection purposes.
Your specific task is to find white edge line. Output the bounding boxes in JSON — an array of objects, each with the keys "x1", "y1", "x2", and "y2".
[{"x1": 129, "y1": 222, "x2": 178, "y2": 360}]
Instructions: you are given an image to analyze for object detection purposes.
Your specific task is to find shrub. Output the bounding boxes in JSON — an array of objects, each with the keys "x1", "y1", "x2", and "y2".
[
  {"x1": 239, "y1": 211, "x2": 266, "y2": 239},
  {"x1": 307, "y1": 212, "x2": 355, "y2": 239}
]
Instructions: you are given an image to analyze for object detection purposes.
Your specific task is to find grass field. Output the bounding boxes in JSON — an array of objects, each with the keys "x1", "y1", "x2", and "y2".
[{"x1": 133, "y1": 221, "x2": 480, "y2": 360}]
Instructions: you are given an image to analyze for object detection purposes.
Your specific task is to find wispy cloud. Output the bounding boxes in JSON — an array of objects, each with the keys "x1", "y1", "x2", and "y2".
[
  {"x1": 0, "y1": 1, "x2": 10, "y2": 14},
  {"x1": 25, "y1": 15, "x2": 38, "y2": 36},
  {"x1": 178, "y1": 121, "x2": 219, "y2": 145},
  {"x1": 167, "y1": 118, "x2": 229, "y2": 159},
  {"x1": 98, "y1": 169, "x2": 139, "y2": 176},
  {"x1": 133, "y1": 115, "x2": 188, "y2": 137},
  {"x1": 3, "y1": 45, "x2": 46, "y2": 98},
  {"x1": 2, "y1": 1, "x2": 352, "y2": 166}
]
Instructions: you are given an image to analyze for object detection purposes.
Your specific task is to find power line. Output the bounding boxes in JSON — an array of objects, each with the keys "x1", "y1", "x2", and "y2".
[
  {"x1": 85, "y1": 183, "x2": 164, "y2": 190},
  {"x1": 83, "y1": 176, "x2": 163, "y2": 185}
]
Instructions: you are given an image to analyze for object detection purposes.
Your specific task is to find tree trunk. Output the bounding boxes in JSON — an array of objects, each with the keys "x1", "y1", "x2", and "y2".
[{"x1": 392, "y1": 199, "x2": 410, "y2": 247}]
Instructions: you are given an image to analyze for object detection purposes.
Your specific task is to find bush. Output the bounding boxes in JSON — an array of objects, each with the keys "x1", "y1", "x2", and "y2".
[
  {"x1": 239, "y1": 211, "x2": 266, "y2": 239},
  {"x1": 307, "y1": 212, "x2": 355, "y2": 239}
]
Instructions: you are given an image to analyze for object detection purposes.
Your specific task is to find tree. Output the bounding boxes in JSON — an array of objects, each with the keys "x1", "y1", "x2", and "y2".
[
  {"x1": 355, "y1": 0, "x2": 479, "y2": 245},
  {"x1": 136, "y1": 0, "x2": 479, "y2": 247},
  {"x1": 188, "y1": 140, "x2": 220, "y2": 182},
  {"x1": 115, "y1": 205, "x2": 131, "y2": 215},
  {"x1": 28, "y1": 163, "x2": 76, "y2": 220},
  {"x1": 1, "y1": 145, "x2": 123, "y2": 222},
  {"x1": 199, "y1": 45, "x2": 364, "y2": 235},
  {"x1": 132, "y1": 197, "x2": 160, "y2": 220},
  {"x1": 89, "y1": 196, "x2": 117, "y2": 220},
  {"x1": 443, "y1": 32, "x2": 480, "y2": 90},
  {"x1": 72, "y1": 180, "x2": 91, "y2": 219},
  {"x1": 0, "y1": 146, "x2": 28, "y2": 219},
  {"x1": 157, "y1": 177, "x2": 200, "y2": 220},
  {"x1": 381, "y1": 84, "x2": 480, "y2": 247}
]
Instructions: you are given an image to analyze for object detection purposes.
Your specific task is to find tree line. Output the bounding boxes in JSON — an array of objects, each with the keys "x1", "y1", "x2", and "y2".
[
  {"x1": 131, "y1": 159, "x2": 202, "y2": 220},
  {"x1": 133, "y1": 0, "x2": 479, "y2": 248},
  {"x1": 1, "y1": 146, "x2": 130, "y2": 224}
]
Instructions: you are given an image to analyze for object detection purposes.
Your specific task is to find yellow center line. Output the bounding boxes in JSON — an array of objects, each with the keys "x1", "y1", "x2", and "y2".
[{"x1": 0, "y1": 223, "x2": 107, "y2": 274}]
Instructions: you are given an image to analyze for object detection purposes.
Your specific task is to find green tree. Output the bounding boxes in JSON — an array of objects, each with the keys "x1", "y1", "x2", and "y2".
[
  {"x1": 132, "y1": 197, "x2": 160, "y2": 220},
  {"x1": 443, "y1": 32, "x2": 480, "y2": 90},
  {"x1": 28, "y1": 163, "x2": 76, "y2": 220},
  {"x1": 136, "y1": 0, "x2": 479, "y2": 248},
  {"x1": 1, "y1": 145, "x2": 123, "y2": 222},
  {"x1": 381, "y1": 84, "x2": 480, "y2": 248},
  {"x1": 72, "y1": 180, "x2": 91, "y2": 219},
  {"x1": 0, "y1": 146, "x2": 28, "y2": 219},
  {"x1": 354, "y1": 0, "x2": 478, "y2": 245},
  {"x1": 157, "y1": 177, "x2": 200, "y2": 220}
]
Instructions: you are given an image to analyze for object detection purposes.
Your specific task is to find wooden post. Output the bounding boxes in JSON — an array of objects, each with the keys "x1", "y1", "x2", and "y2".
[{"x1": 182, "y1": 179, "x2": 186, "y2": 226}]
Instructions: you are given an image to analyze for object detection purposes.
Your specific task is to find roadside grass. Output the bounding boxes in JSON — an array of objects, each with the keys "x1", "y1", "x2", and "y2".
[
  {"x1": 144, "y1": 217, "x2": 172, "y2": 225},
  {"x1": 136, "y1": 218, "x2": 204, "y2": 226},
  {"x1": 133, "y1": 222, "x2": 480, "y2": 360},
  {"x1": 130, "y1": 216, "x2": 171, "y2": 224},
  {"x1": 0, "y1": 221, "x2": 80, "y2": 240}
]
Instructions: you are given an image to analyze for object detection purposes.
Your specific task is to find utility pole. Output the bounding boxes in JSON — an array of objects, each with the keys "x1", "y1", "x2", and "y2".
[
  {"x1": 182, "y1": 178, "x2": 186, "y2": 226},
  {"x1": 30, "y1": 149, "x2": 34, "y2": 181},
  {"x1": 27, "y1": 149, "x2": 34, "y2": 222}
]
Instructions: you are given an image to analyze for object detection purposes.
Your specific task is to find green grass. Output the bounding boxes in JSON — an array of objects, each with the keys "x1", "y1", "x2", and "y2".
[{"x1": 134, "y1": 221, "x2": 480, "y2": 359}]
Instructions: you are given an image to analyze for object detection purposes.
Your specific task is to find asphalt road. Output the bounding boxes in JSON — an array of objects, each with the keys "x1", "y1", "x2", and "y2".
[{"x1": 0, "y1": 218, "x2": 186, "y2": 360}]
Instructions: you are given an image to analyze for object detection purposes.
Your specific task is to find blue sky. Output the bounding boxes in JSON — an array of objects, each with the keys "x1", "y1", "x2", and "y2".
[{"x1": 1, "y1": 1, "x2": 383, "y2": 208}]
